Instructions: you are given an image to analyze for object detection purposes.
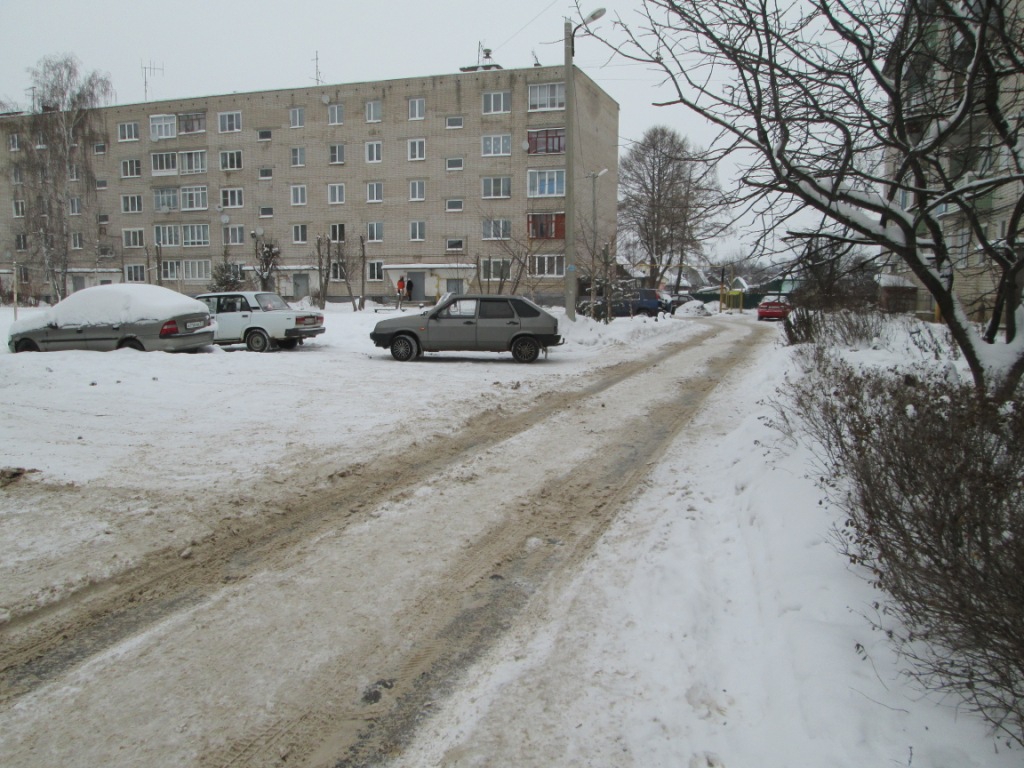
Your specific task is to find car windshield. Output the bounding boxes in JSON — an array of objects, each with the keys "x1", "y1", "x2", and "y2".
[{"x1": 255, "y1": 293, "x2": 290, "y2": 311}]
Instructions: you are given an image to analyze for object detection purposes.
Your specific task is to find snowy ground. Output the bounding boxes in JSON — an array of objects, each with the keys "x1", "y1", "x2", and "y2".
[{"x1": 0, "y1": 300, "x2": 1018, "y2": 767}]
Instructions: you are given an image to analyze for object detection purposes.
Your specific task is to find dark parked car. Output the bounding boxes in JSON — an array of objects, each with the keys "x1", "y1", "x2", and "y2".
[
  {"x1": 578, "y1": 288, "x2": 673, "y2": 319},
  {"x1": 370, "y1": 293, "x2": 561, "y2": 363},
  {"x1": 8, "y1": 284, "x2": 214, "y2": 353},
  {"x1": 757, "y1": 295, "x2": 793, "y2": 321}
]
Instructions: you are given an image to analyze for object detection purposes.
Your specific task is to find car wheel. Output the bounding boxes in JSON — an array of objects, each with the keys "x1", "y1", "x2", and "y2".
[
  {"x1": 246, "y1": 329, "x2": 271, "y2": 353},
  {"x1": 14, "y1": 338, "x2": 40, "y2": 353},
  {"x1": 118, "y1": 338, "x2": 145, "y2": 351},
  {"x1": 277, "y1": 339, "x2": 299, "y2": 350},
  {"x1": 390, "y1": 335, "x2": 418, "y2": 361},
  {"x1": 511, "y1": 336, "x2": 541, "y2": 363}
]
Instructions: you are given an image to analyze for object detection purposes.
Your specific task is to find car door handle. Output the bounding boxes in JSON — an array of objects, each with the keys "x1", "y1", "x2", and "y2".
[
  {"x1": 463, "y1": 320, "x2": 475, "y2": 325},
  {"x1": 506, "y1": 321, "x2": 518, "y2": 325}
]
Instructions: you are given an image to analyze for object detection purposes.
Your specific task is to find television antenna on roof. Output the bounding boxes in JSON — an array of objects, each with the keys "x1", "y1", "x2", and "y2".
[{"x1": 141, "y1": 61, "x2": 164, "y2": 101}]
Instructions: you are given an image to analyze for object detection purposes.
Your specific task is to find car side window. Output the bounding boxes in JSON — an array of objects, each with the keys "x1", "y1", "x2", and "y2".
[
  {"x1": 218, "y1": 297, "x2": 240, "y2": 313},
  {"x1": 509, "y1": 299, "x2": 540, "y2": 318},
  {"x1": 479, "y1": 300, "x2": 514, "y2": 319},
  {"x1": 438, "y1": 299, "x2": 478, "y2": 319}
]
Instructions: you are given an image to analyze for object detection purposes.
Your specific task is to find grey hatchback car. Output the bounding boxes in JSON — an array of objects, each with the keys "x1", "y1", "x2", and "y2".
[{"x1": 370, "y1": 293, "x2": 561, "y2": 363}]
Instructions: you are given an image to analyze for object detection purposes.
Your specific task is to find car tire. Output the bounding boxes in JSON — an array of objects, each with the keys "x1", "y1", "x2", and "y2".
[
  {"x1": 277, "y1": 339, "x2": 299, "y2": 350},
  {"x1": 511, "y1": 336, "x2": 541, "y2": 363},
  {"x1": 118, "y1": 338, "x2": 145, "y2": 351},
  {"x1": 246, "y1": 329, "x2": 271, "y2": 353},
  {"x1": 14, "y1": 338, "x2": 40, "y2": 353},
  {"x1": 390, "y1": 335, "x2": 418, "y2": 361}
]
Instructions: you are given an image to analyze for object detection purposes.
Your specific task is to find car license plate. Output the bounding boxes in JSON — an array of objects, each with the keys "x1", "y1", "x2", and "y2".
[{"x1": 186, "y1": 320, "x2": 204, "y2": 329}]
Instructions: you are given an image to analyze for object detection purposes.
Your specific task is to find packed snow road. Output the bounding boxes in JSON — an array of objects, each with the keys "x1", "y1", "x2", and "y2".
[{"x1": 0, "y1": 315, "x2": 770, "y2": 767}]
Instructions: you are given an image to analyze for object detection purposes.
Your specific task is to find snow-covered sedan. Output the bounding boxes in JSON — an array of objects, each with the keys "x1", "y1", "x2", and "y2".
[
  {"x1": 8, "y1": 284, "x2": 214, "y2": 353},
  {"x1": 195, "y1": 291, "x2": 325, "y2": 352}
]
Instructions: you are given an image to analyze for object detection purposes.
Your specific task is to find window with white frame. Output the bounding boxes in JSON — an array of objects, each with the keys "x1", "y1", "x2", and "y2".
[
  {"x1": 259, "y1": 167, "x2": 273, "y2": 180},
  {"x1": 367, "y1": 260, "x2": 384, "y2": 281},
  {"x1": 482, "y1": 176, "x2": 511, "y2": 198},
  {"x1": 179, "y1": 150, "x2": 207, "y2": 175},
  {"x1": 218, "y1": 111, "x2": 242, "y2": 133},
  {"x1": 482, "y1": 91, "x2": 511, "y2": 114},
  {"x1": 330, "y1": 223, "x2": 346, "y2": 242},
  {"x1": 154, "y1": 224, "x2": 180, "y2": 247},
  {"x1": 162, "y1": 260, "x2": 180, "y2": 280},
  {"x1": 291, "y1": 147, "x2": 306, "y2": 167},
  {"x1": 331, "y1": 261, "x2": 346, "y2": 280},
  {"x1": 220, "y1": 150, "x2": 243, "y2": 170},
  {"x1": 121, "y1": 194, "x2": 143, "y2": 213},
  {"x1": 482, "y1": 258, "x2": 512, "y2": 280},
  {"x1": 527, "y1": 169, "x2": 565, "y2": 197},
  {"x1": 410, "y1": 221, "x2": 426, "y2": 241},
  {"x1": 221, "y1": 188, "x2": 244, "y2": 208},
  {"x1": 69, "y1": 164, "x2": 80, "y2": 181},
  {"x1": 118, "y1": 122, "x2": 139, "y2": 141},
  {"x1": 367, "y1": 182, "x2": 383, "y2": 203},
  {"x1": 257, "y1": 129, "x2": 272, "y2": 141},
  {"x1": 328, "y1": 103, "x2": 344, "y2": 124},
  {"x1": 8, "y1": 133, "x2": 20, "y2": 151},
  {"x1": 482, "y1": 218, "x2": 511, "y2": 240},
  {"x1": 125, "y1": 264, "x2": 146, "y2": 282},
  {"x1": 446, "y1": 199, "x2": 464, "y2": 212},
  {"x1": 293, "y1": 224, "x2": 308, "y2": 243},
  {"x1": 180, "y1": 185, "x2": 208, "y2": 211},
  {"x1": 408, "y1": 138, "x2": 425, "y2": 161},
  {"x1": 182, "y1": 224, "x2": 210, "y2": 247},
  {"x1": 94, "y1": 142, "x2": 106, "y2": 155},
  {"x1": 259, "y1": 206, "x2": 274, "y2": 217},
  {"x1": 446, "y1": 238, "x2": 464, "y2": 251},
  {"x1": 366, "y1": 141, "x2": 382, "y2": 163},
  {"x1": 96, "y1": 178, "x2": 108, "y2": 190},
  {"x1": 123, "y1": 228, "x2": 145, "y2": 248},
  {"x1": 528, "y1": 83, "x2": 565, "y2": 111},
  {"x1": 328, "y1": 183, "x2": 345, "y2": 204},
  {"x1": 329, "y1": 144, "x2": 345, "y2": 164},
  {"x1": 409, "y1": 97, "x2": 425, "y2": 120},
  {"x1": 68, "y1": 196, "x2": 82, "y2": 216},
  {"x1": 182, "y1": 259, "x2": 212, "y2": 280},
  {"x1": 121, "y1": 159, "x2": 141, "y2": 178},
  {"x1": 367, "y1": 222, "x2": 383, "y2": 242},
  {"x1": 15, "y1": 233, "x2": 27, "y2": 250},
  {"x1": 223, "y1": 224, "x2": 246, "y2": 245},
  {"x1": 446, "y1": 157, "x2": 464, "y2": 171},
  {"x1": 291, "y1": 184, "x2": 307, "y2": 205},
  {"x1": 446, "y1": 115, "x2": 464, "y2": 129},
  {"x1": 533, "y1": 253, "x2": 565, "y2": 276},
  {"x1": 482, "y1": 134, "x2": 512, "y2": 156},
  {"x1": 11, "y1": 165, "x2": 23, "y2": 185},
  {"x1": 177, "y1": 112, "x2": 206, "y2": 134},
  {"x1": 365, "y1": 100, "x2": 382, "y2": 123},
  {"x1": 289, "y1": 106, "x2": 305, "y2": 128},
  {"x1": 409, "y1": 180, "x2": 425, "y2": 201},
  {"x1": 153, "y1": 187, "x2": 178, "y2": 212},
  {"x1": 151, "y1": 151, "x2": 177, "y2": 175},
  {"x1": 150, "y1": 114, "x2": 176, "y2": 140},
  {"x1": 72, "y1": 232, "x2": 84, "y2": 250}
]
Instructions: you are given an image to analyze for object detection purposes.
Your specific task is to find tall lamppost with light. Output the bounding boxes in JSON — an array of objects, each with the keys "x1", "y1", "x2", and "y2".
[
  {"x1": 586, "y1": 168, "x2": 608, "y2": 308},
  {"x1": 564, "y1": 6, "x2": 606, "y2": 322}
]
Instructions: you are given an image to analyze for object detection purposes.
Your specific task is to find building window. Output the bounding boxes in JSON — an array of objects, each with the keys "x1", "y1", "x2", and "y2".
[
  {"x1": 259, "y1": 206, "x2": 274, "y2": 218},
  {"x1": 367, "y1": 260, "x2": 384, "y2": 281},
  {"x1": 331, "y1": 261, "x2": 346, "y2": 280},
  {"x1": 289, "y1": 106, "x2": 305, "y2": 128},
  {"x1": 446, "y1": 157, "x2": 464, "y2": 172},
  {"x1": 482, "y1": 218, "x2": 511, "y2": 240},
  {"x1": 121, "y1": 159, "x2": 141, "y2": 178},
  {"x1": 151, "y1": 152, "x2": 178, "y2": 175},
  {"x1": 291, "y1": 147, "x2": 306, "y2": 167},
  {"x1": 330, "y1": 223, "x2": 346, "y2": 242},
  {"x1": 366, "y1": 100, "x2": 382, "y2": 123},
  {"x1": 259, "y1": 167, "x2": 273, "y2": 180},
  {"x1": 328, "y1": 183, "x2": 346, "y2": 204},
  {"x1": 257, "y1": 129, "x2": 272, "y2": 141},
  {"x1": 446, "y1": 238, "x2": 464, "y2": 252},
  {"x1": 528, "y1": 169, "x2": 565, "y2": 197},
  {"x1": 68, "y1": 196, "x2": 82, "y2": 216},
  {"x1": 366, "y1": 141, "x2": 382, "y2": 163},
  {"x1": 182, "y1": 224, "x2": 211, "y2": 247},
  {"x1": 11, "y1": 165, "x2": 23, "y2": 185},
  {"x1": 121, "y1": 194, "x2": 143, "y2": 213},
  {"x1": 96, "y1": 179, "x2": 108, "y2": 190},
  {"x1": 184, "y1": 259, "x2": 212, "y2": 280},
  {"x1": 482, "y1": 177, "x2": 511, "y2": 199},
  {"x1": 154, "y1": 224, "x2": 181, "y2": 247},
  {"x1": 71, "y1": 232, "x2": 84, "y2": 250},
  {"x1": 162, "y1": 260, "x2": 180, "y2": 280},
  {"x1": 527, "y1": 128, "x2": 566, "y2": 154},
  {"x1": 180, "y1": 185, "x2": 208, "y2": 211},
  {"x1": 410, "y1": 180, "x2": 425, "y2": 201},
  {"x1": 528, "y1": 212, "x2": 565, "y2": 239},
  {"x1": 125, "y1": 264, "x2": 146, "y2": 282},
  {"x1": 178, "y1": 112, "x2": 206, "y2": 134},
  {"x1": 529, "y1": 83, "x2": 565, "y2": 111},
  {"x1": 482, "y1": 134, "x2": 512, "y2": 156},
  {"x1": 291, "y1": 184, "x2": 307, "y2": 205},
  {"x1": 223, "y1": 224, "x2": 246, "y2": 245},
  {"x1": 482, "y1": 91, "x2": 511, "y2": 114},
  {"x1": 8, "y1": 133, "x2": 20, "y2": 151},
  {"x1": 482, "y1": 258, "x2": 512, "y2": 280},
  {"x1": 446, "y1": 115, "x2": 464, "y2": 129},
  {"x1": 329, "y1": 144, "x2": 345, "y2": 164},
  {"x1": 150, "y1": 114, "x2": 177, "y2": 140},
  {"x1": 446, "y1": 199, "x2": 464, "y2": 212},
  {"x1": 98, "y1": 213, "x2": 109, "y2": 225},
  {"x1": 15, "y1": 233, "x2": 28, "y2": 250},
  {"x1": 123, "y1": 228, "x2": 145, "y2": 248},
  {"x1": 220, "y1": 150, "x2": 243, "y2": 170},
  {"x1": 94, "y1": 142, "x2": 106, "y2": 155},
  {"x1": 367, "y1": 182, "x2": 383, "y2": 203},
  {"x1": 408, "y1": 138, "x2": 426, "y2": 161},
  {"x1": 410, "y1": 221, "x2": 426, "y2": 241},
  {"x1": 328, "y1": 103, "x2": 344, "y2": 125},
  {"x1": 219, "y1": 111, "x2": 242, "y2": 133},
  {"x1": 409, "y1": 97, "x2": 425, "y2": 120},
  {"x1": 367, "y1": 222, "x2": 383, "y2": 242},
  {"x1": 153, "y1": 187, "x2": 179, "y2": 212},
  {"x1": 118, "y1": 122, "x2": 139, "y2": 142},
  {"x1": 533, "y1": 253, "x2": 565, "y2": 276},
  {"x1": 293, "y1": 224, "x2": 308, "y2": 243},
  {"x1": 69, "y1": 164, "x2": 81, "y2": 181},
  {"x1": 179, "y1": 150, "x2": 207, "y2": 175},
  {"x1": 221, "y1": 188, "x2": 244, "y2": 208}
]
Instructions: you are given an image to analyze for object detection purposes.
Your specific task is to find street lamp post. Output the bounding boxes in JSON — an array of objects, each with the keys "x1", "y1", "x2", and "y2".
[
  {"x1": 587, "y1": 168, "x2": 608, "y2": 309},
  {"x1": 564, "y1": 7, "x2": 606, "y2": 322}
]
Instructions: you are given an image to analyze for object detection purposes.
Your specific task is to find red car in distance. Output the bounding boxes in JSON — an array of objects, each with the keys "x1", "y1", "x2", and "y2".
[{"x1": 757, "y1": 295, "x2": 793, "y2": 321}]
